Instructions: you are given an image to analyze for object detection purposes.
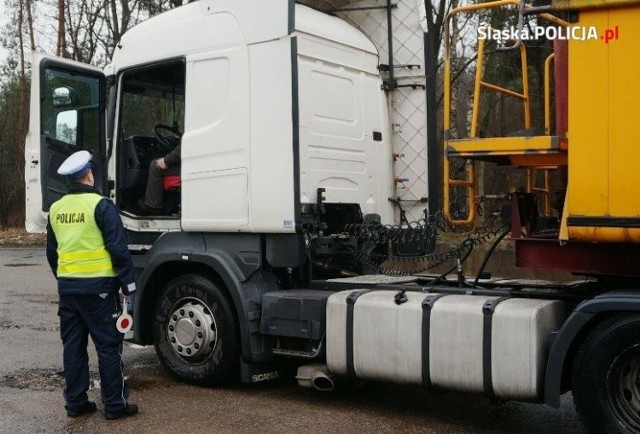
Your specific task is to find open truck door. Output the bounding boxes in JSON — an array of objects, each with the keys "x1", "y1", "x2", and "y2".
[{"x1": 25, "y1": 53, "x2": 107, "y2": 233}]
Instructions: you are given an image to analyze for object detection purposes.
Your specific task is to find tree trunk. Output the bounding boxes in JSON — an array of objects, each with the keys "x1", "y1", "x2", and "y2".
[
  {"x1": 25, "y1": 0, "x2": 35, "y2": 50},
  {"x1": 17, "y1": 0, "x2": 27, "y2": 178},
  {"x1": 56, "y1": 0, "x2": 66, "y2": 57}
]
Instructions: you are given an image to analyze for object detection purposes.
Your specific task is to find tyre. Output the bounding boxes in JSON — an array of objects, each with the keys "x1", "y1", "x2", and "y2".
[
  {"x1": 153, "y1": 274, "x2": 239, "y2": 386},
  {"x1": 572, "y1": 314, "x2": 640, "y2": 433}
]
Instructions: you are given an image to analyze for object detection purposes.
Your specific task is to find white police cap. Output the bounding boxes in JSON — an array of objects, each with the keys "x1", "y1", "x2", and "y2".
[{"x1": 57, "y1": 150, "x2": 93, "y2": 179}]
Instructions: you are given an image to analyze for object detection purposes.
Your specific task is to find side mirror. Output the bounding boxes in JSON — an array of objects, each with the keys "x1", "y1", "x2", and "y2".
[
  {"x1": 56, "y1": 109, "x2": 78, "y2": 145},
  {"x1": 53, "y1": 86, "x2": 79, "y2": 107}
]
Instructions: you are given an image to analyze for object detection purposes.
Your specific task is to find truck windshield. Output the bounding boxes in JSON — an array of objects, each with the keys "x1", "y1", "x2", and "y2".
[{"x1": 119, "y1": 61, "x2": 185, "y2": 137}]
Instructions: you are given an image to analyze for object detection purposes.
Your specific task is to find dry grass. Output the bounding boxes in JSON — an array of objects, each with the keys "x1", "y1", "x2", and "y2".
[{"x1": 0, "y1": 227, "x2": 46, "y2": 247}]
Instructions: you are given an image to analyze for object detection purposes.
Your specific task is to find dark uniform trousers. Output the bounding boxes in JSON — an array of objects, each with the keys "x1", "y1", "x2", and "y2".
[{"x1": 58, "y1": 292, "x2": 129, "y2": 412}]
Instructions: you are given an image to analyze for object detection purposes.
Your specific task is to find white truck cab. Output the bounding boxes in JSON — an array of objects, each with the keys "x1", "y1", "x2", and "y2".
[
  {"x1": 25, "y1": 0, "x2": 419, "y2": 390},
  {"x1": 25, "y1": 0, "x2": 394, "y2": 235}
]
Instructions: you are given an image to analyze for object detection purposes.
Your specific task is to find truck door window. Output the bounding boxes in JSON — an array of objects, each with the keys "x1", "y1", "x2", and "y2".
[{"x1": 42, "y1": 68, "x2": 101, "y2": 151}]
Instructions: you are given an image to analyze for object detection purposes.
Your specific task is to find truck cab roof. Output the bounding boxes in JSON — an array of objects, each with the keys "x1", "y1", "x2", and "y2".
[{"x1": 109, "y1": 0, "x2": 377, "y2": 74}]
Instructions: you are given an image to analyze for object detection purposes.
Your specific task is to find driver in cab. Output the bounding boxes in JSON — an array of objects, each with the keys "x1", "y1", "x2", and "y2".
[{"x1": 138, "y1": 126, "x2": 181, "y2": 215}]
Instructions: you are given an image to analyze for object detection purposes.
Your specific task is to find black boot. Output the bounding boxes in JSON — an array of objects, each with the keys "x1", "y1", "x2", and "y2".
[
  {"x1": 66, "y1": 401, "x2": 97, "y2": 417},
  {"x1": 105, "y1": 403, "x2": 139, "y2": 420},
  {"x1": 136, "y1": 199, "x2": 162, "y2": 215}
]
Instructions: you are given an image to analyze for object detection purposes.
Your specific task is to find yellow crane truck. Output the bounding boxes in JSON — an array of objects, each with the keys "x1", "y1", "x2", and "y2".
[{"x1": 443, "y1": 0, "x2": 640, "y2": 431}]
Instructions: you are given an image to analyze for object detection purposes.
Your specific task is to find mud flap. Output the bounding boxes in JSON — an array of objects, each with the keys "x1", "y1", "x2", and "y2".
[{"x1": 240, "y1": 361, "x2": 281, "y2": 384}]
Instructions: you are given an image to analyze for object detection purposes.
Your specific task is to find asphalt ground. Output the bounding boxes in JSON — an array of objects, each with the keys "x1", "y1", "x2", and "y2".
[{"x1": 0, "y1": 247, "x2": 584, "y2": 433}]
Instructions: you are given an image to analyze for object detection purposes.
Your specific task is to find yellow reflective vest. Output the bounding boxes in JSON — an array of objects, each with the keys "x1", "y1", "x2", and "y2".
[{"x1": 49, "y1": 193, "x2": 117, "y2": 278}]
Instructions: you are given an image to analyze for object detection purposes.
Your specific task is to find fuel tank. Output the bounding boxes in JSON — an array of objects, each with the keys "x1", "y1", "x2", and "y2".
[{"x1": 326, "y1": 290, "x2": 566, "y2": 401}]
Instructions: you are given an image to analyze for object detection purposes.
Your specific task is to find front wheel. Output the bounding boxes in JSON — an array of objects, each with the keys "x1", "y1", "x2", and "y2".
[
  {"x1": 572, "y1": 314, "x2": 640, "y2": 433},
  {"x1": 154, "y1": 274, "x2": 239, "y2": 386}
]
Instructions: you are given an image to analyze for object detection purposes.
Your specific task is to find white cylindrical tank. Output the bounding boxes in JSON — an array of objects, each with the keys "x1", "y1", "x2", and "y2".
[{"x1": 326, "y1": 290, "x2": 566, "y2": 401}]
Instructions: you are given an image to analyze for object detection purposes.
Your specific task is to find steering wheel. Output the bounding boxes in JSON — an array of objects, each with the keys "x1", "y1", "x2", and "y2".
[{"x1": 153, "y1": 124, "x2": 182, "y2": 152}]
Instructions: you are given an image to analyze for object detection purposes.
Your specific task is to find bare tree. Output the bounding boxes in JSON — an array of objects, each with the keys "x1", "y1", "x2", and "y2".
[
  {"x1": 25, "y1": 0, "x2": 36, "y2": 51},
  {"x1": 141, "y1": 0, "x2": 197, "y2": 16},
  {"x1": 97, "y1": 0, "x2": 144, "y2": 59},
  {"x1": 65, "y1": 0, "x2": 107, "y2": 63},
  {"x1": 55, "y1": 0, "x2": 66, "y2": 57},
  {"x1": 16, "y1": 0, "x2": 30, "y2": 178},
  {"x1": 424, "y1": 0, "x2": 452, "y2": 63},
  {"x1": 0, "y1": 0, "x2": 36, "y2": 225}
]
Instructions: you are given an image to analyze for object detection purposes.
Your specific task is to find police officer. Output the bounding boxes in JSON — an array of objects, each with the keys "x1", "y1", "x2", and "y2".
[{"x1": 46, "y1": 150, "x2": 138, "y2": 420}]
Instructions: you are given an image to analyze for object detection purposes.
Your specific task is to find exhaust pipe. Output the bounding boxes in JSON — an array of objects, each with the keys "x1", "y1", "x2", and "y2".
[
  {"x1": 296, "y1": 364, "x2": 336, "y2": 392},
  {"x1": 312, "y1": 369, "x2": 335, "y2": 392}
]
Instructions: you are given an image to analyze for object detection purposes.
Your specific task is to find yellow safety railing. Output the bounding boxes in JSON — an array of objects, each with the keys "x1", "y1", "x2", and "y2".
[
  {"x1": 527, "y1": 52, "x2": 556, "y2": 217},
  {"x1": 444, "y1": 0, "x2": 521, "y2": 226},
  {"x1": 544, "y1": 53, "x2": 555, "y2": 135},
  {"x1": 526, "y1": 169, "x2": 553, "y2": 216},
  {"x1": 526, "y1": 50, "x2": 565, "y2": 217},
  {"x1": 471, "y1": 31, "x2": 531, "y2": 136},
  {"x1": 442, "y1": 1, "x2": 571, "y2": 226}
]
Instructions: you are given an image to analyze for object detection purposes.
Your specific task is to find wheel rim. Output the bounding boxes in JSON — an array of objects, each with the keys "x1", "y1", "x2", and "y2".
[
  {"x1": 166, "y1": 297, "x2": 218, "y2": 362},
  {"x1": 608, "y1": 344, "x2": 640, "y2": 431}
]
